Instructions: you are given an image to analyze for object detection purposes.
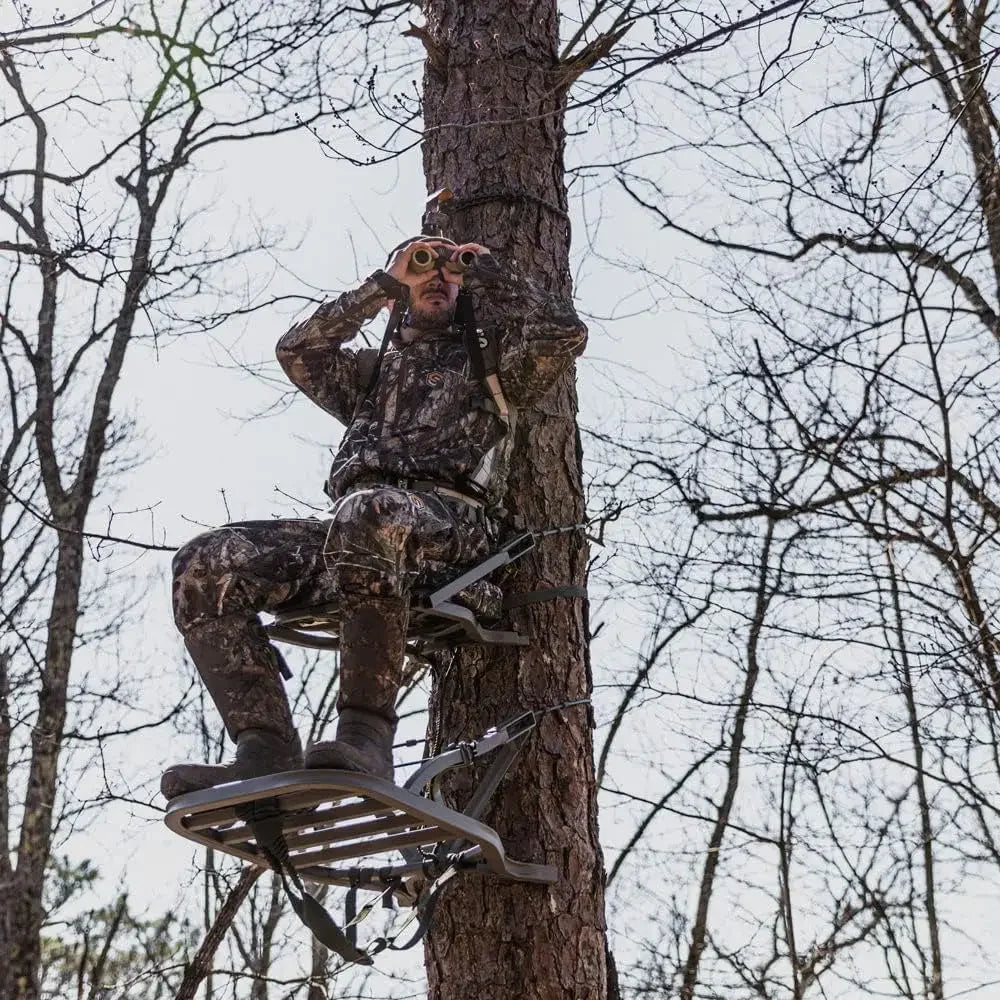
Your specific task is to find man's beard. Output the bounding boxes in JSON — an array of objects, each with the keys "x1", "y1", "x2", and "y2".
[{"x1": 407, "y1": 301, "x2": 454, "y2": 331}]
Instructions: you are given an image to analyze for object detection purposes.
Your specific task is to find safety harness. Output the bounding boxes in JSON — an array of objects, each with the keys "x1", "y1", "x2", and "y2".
[
  {"x1": 356, "y1": 276, "x2": 511, "y2": 510},
  {"x1": 346, "y1": 270, "x2": 587, "y2": 612}
]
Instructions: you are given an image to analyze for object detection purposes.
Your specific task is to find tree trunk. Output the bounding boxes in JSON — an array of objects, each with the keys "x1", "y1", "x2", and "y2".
[
  {"x1": 420, "y1": 3, "x2": 610, "y2": 997},
  {"x1": 3, "y1": 532, "x2": 86, "y2": 1000}
]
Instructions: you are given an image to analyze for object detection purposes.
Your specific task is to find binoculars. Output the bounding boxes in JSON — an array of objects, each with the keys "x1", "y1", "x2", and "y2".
[{"x1": 409, "y1": 245, "x2": 478, "y2": 274}]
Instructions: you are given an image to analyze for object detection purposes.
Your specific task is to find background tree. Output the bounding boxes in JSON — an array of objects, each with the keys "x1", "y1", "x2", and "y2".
[
  {"x1": 7, "y1": 1, "x2": 914, "y2": 998},
  {"x1": 589, "y1": 2, "x2": 1000, "y2": 997},
  {"x1": 0, "y1": 2, "x2": 412, "y2": 997},
  {"x1": 38, "y1": 858, "x2": 198, "y2": 1000}
]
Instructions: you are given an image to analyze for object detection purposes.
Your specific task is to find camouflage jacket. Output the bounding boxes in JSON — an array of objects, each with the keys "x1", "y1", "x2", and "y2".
[{"x1": 276, "y1": 258, "x2": 587, "y2": 507}]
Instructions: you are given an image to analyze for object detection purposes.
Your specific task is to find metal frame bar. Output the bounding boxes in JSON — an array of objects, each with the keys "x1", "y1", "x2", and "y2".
[
  {"x1": 263, "y1": 530, "x2": 541, "y2": 652},
  {"x1": 164, "y1": 771, "x2": 557, "y2": 889},
  {"x1": 267, "y1": 599, "x2": 526, "y2": 651}
]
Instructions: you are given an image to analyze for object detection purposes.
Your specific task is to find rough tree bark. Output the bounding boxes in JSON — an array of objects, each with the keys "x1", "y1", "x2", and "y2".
[{"x1": 419, "y1": 3, "x2": 610, "y2": 997}]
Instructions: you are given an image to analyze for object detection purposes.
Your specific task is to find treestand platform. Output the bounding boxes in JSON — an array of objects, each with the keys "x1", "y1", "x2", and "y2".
[
  {"x1": 164, "y1": 769, "x2": 557, "y2": 895},
  {"x1": 163, "y1": 708, "x2": 569, "y2": 965}
]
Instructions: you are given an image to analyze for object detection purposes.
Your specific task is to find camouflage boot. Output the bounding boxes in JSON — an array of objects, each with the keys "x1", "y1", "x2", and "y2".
[
  {"x1": 161, "y1": 615, "x2": 302, "y2": 800},
  {"x1": 304, "y1": 595, "x2": 407, "y2": 781}
]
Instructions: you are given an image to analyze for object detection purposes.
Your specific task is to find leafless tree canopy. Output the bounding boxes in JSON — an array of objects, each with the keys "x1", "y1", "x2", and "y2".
[
  {"x1": 591, "y1": 3, "x2": 1000, "y2": 998},
  {"x1": 15, "y1": 1, "x2": 1000, "y2": 998},
  {"x1": 0, "y1": 1, "x2": 414, "y2": 997}
]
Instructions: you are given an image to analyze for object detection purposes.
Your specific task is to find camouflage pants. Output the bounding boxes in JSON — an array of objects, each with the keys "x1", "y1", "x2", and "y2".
[{"x1": 171, "y1": 487, "x2": 491, "y2": 738}]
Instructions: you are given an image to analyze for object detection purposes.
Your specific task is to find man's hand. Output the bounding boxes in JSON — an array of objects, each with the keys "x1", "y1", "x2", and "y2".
[
  {"x1": 445, "y1": 243, "x2": 492, "y2": 286},
  {"x1": 386, "y1": 239, "x2": 447, "y2": 291},
  {"x1": 381, "y1": 239, "x2": 494, "y2": 315}
]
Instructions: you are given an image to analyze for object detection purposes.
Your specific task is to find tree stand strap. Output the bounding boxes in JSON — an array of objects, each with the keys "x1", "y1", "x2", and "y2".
[
  {"x1": 223, "y1": 701, "x2": 589, "y2": 967},
  {"x1": 233, "y1": 801, "x2": 455, "y2": 967},
  {"x1": 235, "y1": 799, "x2": 374, "y2": 966},
  {"x1": 503, "y1": 586, "x2": 588, "y2": 610},
  {"x1": 235, "y1": 792, "x2": 465, "y2": 968}
]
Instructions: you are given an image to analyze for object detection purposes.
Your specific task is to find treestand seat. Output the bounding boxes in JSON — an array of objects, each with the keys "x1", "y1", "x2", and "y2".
[
  {"x1": 266, "y1": 577, "x2": 522, "y2": 653},
  {"x1": 265, "y1": 530, "x2": 586, "y2": 655},
  {"x1": 265, "y1": 533, "x2": 549, "y2": 653}
]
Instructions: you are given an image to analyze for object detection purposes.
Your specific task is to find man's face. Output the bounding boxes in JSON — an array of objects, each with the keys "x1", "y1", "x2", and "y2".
[{"x1": 408, "y1": 241, "x2": 460, "y2": 329}]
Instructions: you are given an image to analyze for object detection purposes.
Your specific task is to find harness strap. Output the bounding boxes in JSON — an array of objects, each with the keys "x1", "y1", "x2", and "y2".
[
  {"x1": 349, "y1": 475, "x2": 484, "y2": 510},
  {"x1": 456, "y1": 289, "x2": 512, "y2": 503},
  {"x1": 354, "y1": 292, "x2": 407, "y2": 420}
]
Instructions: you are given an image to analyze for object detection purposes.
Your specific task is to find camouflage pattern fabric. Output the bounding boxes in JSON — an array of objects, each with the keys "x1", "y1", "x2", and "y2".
[
  {"x1": 276, "y1": 255, "x2": 587, "y2": 506},
  {"x1": 173, "y1": 253, "x2": 584, "y2": 743},
  {"x1": 336, "y1": 593, "x2": 409, "y2": 718},
  {"x1": 181, "y1": 614, "x2": 298, "y2": 742},
  {"x1": 172, "y1": 491, "x2": 490, "y2": 633},
  {"x1": 275, "y1": 283, "x2": 384, "y2": 426},
  {"x1": 172, "y1": 519, "x2": 330, "y2": 740},
  {"x1": 323, "y1": 487, "x2": 490, "y2": 598},
  {"x1": 171, "y1": 492, "x2": 491, "y2": 735},
  {"x1": 173, "y1": 518, "x2": 335, "y2": 632}
]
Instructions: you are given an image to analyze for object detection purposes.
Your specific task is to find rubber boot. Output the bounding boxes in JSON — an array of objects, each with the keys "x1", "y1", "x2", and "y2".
[
  {"x1": 304, "y1": 595, "x2": 407, "y2": 781},
  {"x1": 161, "y1": 615, "x2": 302, "y2": 800}
]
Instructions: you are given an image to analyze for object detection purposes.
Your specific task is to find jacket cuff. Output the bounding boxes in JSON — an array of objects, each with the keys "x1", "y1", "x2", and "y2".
[{"x1": 366, "y1": 269, "x2": 410, "y2": 301}]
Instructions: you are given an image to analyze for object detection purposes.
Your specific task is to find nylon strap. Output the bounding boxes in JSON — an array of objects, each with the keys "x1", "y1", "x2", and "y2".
[
  {"x1": 457, "y1": 288, "x2": 509, "y2": 419},
  {"x1": 236, "y1": 698, "x2": 590, "y2": 969},
  {"x1": 355, "y1": 295, "x2": 407, "y2": 420},
  {"x1": 457, "y1": 289, "x2": 484, "y2": 381},
  {"x1": 502, "y1": 585, "x2": 588, "y2": 610},
  {"x1": 236, "y1": 800, "x2": 373, "y2": 966},
  {"x1": 236, "y1": 801, "x2": 467, "y2": 969},
  {"x1": 363, "y1": 863, "x2": 463, "y2": 961},
  {"x1": 345, "y1": 882, "x2": 359, "y2": 948},
  {"x1": 441, "y1": 703, "x2": 588, "y2": 837}
]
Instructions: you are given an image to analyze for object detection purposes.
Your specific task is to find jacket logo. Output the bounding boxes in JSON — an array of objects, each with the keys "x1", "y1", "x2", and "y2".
[{"x1": 426, "y1": 372, "x2": 443, "y2": 386}]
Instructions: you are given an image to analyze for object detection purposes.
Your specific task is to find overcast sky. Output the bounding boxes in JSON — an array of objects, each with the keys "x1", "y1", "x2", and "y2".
[
  {"x1": 14, "y1": 4, "x2": 988, "y2": 996},
  {"x1": 7, "y1": 13, "x2": 702, "y2": 984}
]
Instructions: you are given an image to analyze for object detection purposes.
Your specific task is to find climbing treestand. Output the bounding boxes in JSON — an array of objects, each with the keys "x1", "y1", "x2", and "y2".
[{"x1": 164, "y1": 526, "x2": 589, "y2": 967}]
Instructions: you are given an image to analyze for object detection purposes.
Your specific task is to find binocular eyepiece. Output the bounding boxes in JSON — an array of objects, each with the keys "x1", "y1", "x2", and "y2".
[{"x1": 409, "y1": 246, "x2": 478, "y2": 274}]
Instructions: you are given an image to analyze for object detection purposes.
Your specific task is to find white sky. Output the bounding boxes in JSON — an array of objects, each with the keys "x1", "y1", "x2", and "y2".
[{"x1": 7, "y1": 2, "x2": 995, "y2": 997}]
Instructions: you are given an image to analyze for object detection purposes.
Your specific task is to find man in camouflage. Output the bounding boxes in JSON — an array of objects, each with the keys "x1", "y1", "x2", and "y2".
[{"x1": 162, "y1": 234, "x2": 587, "y2": 798}]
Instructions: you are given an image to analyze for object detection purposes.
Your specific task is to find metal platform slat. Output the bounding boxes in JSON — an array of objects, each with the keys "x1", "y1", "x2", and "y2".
[
  {"x1": 165, "y1": 772, "x2": 558, "y2": 886},
  {"x1": 294, "y1": 826, "x2": 446, "y2": 866},
  {"x1": 214, "y1": 797, "x2": 389, "y2": 845},
  {"x1": 184, "y1": 788, "x2": 354, "y2": 832},
  {"x1": 284, "y1": 812, "x2": 420, "y2": 853},
  {"x1": 203, "y1": 820, "x2": 435, "y2": 868}
]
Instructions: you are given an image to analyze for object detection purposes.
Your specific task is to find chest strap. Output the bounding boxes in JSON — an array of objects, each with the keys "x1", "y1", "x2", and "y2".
[{"x1": 457, "y1": 288, "x2": 509, "y2": 420}]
